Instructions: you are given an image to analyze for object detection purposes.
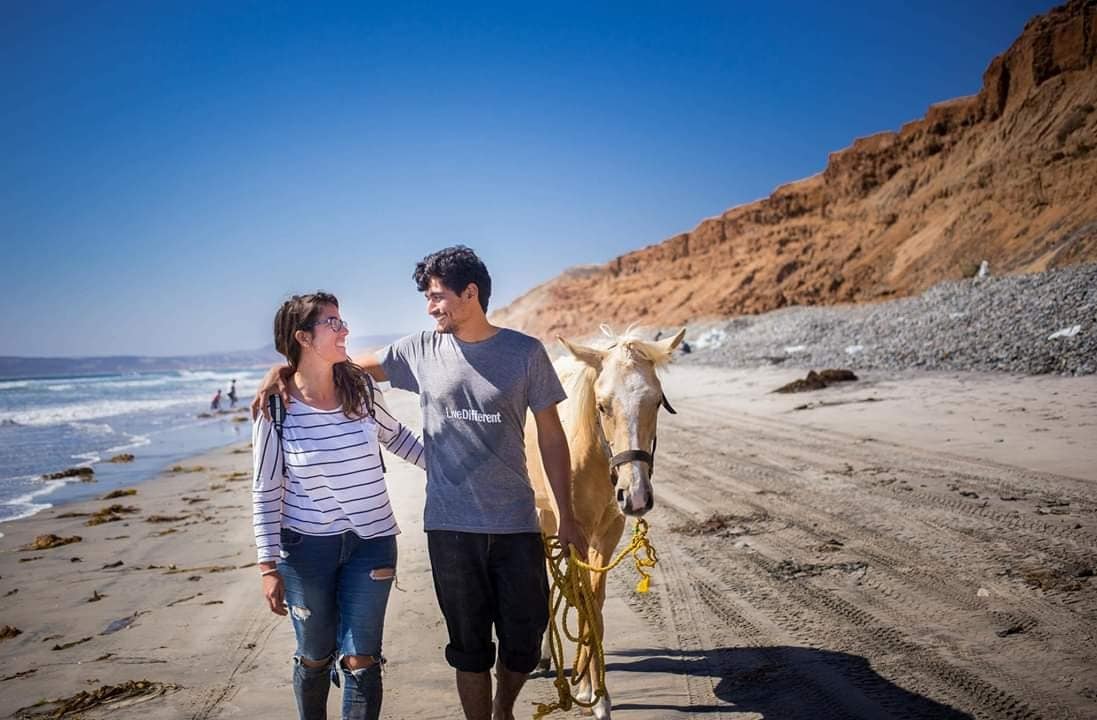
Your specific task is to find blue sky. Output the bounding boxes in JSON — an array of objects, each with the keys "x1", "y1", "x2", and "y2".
[{"x1": 1, "y1": 0, "x2": 1053, "y2": 357}]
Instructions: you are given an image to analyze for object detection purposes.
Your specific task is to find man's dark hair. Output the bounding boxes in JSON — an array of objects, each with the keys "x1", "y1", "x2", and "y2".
[{"x1": 414, "y1": 245, "x2": 492, "y2": 312}]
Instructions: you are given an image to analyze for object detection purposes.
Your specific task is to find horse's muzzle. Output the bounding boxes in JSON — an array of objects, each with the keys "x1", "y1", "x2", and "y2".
[{"x1": 618, "y1": 488, "x2": 654, "y2": 516}]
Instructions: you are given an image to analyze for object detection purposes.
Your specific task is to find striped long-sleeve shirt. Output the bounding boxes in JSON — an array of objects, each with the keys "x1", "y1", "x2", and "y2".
[{"x1": 252, "y1": 386, "x2": 425, "y2": 563}]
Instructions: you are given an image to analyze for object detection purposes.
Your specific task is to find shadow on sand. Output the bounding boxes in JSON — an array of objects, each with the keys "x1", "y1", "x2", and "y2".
[{"x1": 605, "y1": 646, "x2": 973, "y2": 719}]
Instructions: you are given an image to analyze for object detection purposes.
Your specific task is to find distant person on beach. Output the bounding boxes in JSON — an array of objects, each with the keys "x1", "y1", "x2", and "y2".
[
  {"x1": 210, "y1": 389, "x2": 222, "y2": 411},
  {"x1": 254, "y1": 247, "x2": 584, "y2": 720},
  {"x1": 228, "y1": 379, "x2": 237, "y2": 407},
  {"x1": 252, "y1": 292, "x2": 425, "y2": 720}
]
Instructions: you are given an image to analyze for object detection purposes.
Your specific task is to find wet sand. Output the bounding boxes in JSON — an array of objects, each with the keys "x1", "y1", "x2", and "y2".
[{"x1": 1, "y1": 372, "x2": 1095, "y2": 719}]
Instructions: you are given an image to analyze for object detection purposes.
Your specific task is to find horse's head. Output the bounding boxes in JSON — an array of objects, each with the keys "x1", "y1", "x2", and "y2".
[{"x1": 559, "y1": 327, "x2": 686, "y2": 516}]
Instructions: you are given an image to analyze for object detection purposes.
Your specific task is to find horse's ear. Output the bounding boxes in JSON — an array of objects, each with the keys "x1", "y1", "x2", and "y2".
[
  {"x1": 558, "y1": 337, "x2": 605, "y2": 368},
  {"x1": 653, "y1": 328, "x2": 687, "y2": 357}
]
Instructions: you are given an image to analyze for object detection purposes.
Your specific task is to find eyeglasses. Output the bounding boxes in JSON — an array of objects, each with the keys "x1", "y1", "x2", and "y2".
[{"x1": 305, "y1": 317, "x2": 349, "y2": 333}]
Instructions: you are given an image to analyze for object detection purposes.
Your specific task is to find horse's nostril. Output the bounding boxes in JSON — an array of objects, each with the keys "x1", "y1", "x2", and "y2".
[{"x1": 616, "y1": 489, "x2": 625, "y2": 503}]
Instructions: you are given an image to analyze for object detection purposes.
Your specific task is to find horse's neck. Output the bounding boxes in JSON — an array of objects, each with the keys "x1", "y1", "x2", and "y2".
[
  {"x1": 561, "y1": 393, "x2": 611, "y2": 481},
  {"x1": 570, "y1": 424, "x2": 610, "y2": 473},
  {"x1": 566, "y1": 430, "x2": 613, "y2": 525}
]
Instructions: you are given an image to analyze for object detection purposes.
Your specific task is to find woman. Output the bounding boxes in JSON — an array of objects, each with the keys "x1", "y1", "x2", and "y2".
[{"x1": 252, "y1": 292, "x2": 425, "y2": 720}]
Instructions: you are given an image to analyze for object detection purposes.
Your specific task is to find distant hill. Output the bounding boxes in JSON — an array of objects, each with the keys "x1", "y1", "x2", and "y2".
[
  {"x1": 0, "y1": 333, "x2": 405, "y2": 380},
  {"x1": 347, "y1": 333, "x2": 406, "y2": 354},
  {"x1": 493, "y1": 0, "x2": 1097, "y2": 340},
  {"x1": 0, "y1": 348, "x2": 282, "y2": 380}
]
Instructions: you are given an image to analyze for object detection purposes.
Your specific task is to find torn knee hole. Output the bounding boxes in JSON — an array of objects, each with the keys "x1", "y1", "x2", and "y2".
[
  {"x1": 369, "y1": 567, "x2": 395, "y2": 581},
  {"x1": 342, "y1": 654, "x2": 381, "y2": 670},
  {"x1": 290, "y1": 604, "x2": 311, "y2": 620},
  {"x1": 297, "y1": 655, "x2": 331, "y2": 669}
]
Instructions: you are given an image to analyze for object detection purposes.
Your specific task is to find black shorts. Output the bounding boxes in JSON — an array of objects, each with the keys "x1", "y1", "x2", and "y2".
[{"x1": 426, "y1": 531, "x2": 549, "y2": 674}]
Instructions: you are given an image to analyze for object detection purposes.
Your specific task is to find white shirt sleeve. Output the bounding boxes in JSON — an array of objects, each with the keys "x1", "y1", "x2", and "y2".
[
  {"x1": 251, "y1": 415, "x2": 285, "y2": 563},
  {"x1": 370, "y1": 387, "x2": 426, "y2": 470}
]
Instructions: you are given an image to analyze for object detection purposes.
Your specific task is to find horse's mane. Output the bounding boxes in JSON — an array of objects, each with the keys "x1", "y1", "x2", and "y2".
[
  {"x1": 601, "y1": 325, "x2": 676, "y2": 367},
  {"x1": 554, "y1": 354, "x2": 600, "y2": 445},
  {"x1": 553, "y1": 324, "x2": 675, "y2": 447}
]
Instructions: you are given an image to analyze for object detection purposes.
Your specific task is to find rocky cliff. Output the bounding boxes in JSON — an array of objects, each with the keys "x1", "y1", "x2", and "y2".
[{"x1": 493, "y1": 0, "x2": 1097, "y2": 340}]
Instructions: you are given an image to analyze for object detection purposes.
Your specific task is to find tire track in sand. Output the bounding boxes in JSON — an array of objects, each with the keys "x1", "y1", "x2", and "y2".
[{"x1": 637, "y1": 400, "x2": 1096, "y2": 718}]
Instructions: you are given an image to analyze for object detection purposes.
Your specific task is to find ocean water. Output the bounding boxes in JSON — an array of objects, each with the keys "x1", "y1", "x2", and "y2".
[{"x1": 0, "y1": 369, "x2": 264, "y2": 524}]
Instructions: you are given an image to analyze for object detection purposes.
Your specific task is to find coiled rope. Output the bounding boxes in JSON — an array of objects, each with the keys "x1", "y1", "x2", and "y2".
[{"x1": 533, "y1": 519, "x2": 658, "y2": 720}]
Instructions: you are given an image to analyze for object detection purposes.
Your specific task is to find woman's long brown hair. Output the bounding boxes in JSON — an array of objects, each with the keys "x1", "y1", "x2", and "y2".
[{"x1": 273, "y1": 292, "x2": 373, "y2": 419}]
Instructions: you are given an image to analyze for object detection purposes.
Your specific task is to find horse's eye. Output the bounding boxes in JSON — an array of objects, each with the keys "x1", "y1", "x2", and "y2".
[{"x1": 596, "y1": 402, "x2": 608, "y2": 414}]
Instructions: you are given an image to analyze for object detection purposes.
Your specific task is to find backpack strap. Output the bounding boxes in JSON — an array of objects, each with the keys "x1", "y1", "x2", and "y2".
[
  {"x1": 364, "y1": 374, "x2": 386, "y2": 474},
  {"x1": 365, "y1": 373, "x2": 377, "y2": 418},
  {"x1": 268, "y1": 394, "x2": 290, "y2": 521}
]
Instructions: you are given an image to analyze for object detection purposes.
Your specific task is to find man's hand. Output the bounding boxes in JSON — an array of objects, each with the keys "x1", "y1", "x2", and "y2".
[
  {"x1": 533, "y1": 405, "x2": 589, "y2": 557},
  {"x1": 352, "y1": 352, "x2": 388, "y2": 382},
  {"x1": 556, "y1": 515, "x2": 588, "y2": 560},
  {"x1": 250, "y1": 365, "x2": 292, "y2": 420}
]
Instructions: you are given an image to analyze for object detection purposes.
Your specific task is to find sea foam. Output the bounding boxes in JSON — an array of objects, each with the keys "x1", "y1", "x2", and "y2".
[
  {"x1": 106, "y1": 433, "x2": 152, "y2": 453},
  {"x1": 0, "y1": 476, "x2": 65, "y2": 523},
  {"x1": 1, "y1": 395, "x2": 208, "y2": 427}
]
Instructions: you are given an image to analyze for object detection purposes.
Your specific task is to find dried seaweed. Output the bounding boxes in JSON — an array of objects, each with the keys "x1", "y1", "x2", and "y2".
[
  {"x1": 86, "y1": 504, "x2": 140, "y2": 526},
  {"x1": 101, "y1": 488, "x2": 138, "y2": 499},
  {"x1": 167, "y1": 592, "x2": 201, "y2": 607},
  {"x1": 2, "y1": 668, "x2": 36, "y2": 682},
  {"x1": 22, "y1": 534, "x2": 82, "y2": 551},
  {"x1": 42, "y1": 467, "x2": 94, "y2": 481},
  {"x1": 50, "y1": 636, "x2": 93, "y2": 651},
  {"x1": 13, "y1": 679, "x2": 177, "y2": 718}
]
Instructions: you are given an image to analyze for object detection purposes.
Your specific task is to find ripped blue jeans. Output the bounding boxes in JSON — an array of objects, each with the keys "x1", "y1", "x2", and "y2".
[{"x1": 279, "y1": 529, "x2": 397, "y2": 720}]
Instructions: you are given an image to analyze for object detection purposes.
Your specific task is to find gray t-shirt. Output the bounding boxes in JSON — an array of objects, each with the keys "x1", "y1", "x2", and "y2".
[{"x1": 379, "y1": 329, "x2": 566, "y2": 533}]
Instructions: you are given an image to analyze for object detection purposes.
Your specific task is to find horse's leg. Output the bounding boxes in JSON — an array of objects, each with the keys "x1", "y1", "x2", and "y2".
[
  {"x1": 538, "y1": 508, "x2": 560, "y2": 673},
  {"x1": 575, "y1": 514, "x2": 625, "y2": 720}
]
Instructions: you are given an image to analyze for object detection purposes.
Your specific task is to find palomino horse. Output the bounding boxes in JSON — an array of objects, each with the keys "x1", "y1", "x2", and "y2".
[{"x1": 526, "y1": 326, "x2": 686, "y2": 720}]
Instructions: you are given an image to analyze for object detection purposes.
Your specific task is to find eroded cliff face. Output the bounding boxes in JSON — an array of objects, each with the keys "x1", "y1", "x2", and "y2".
[{"x1": 493, "y1": 0, "x2": 1097, "y2": 340}]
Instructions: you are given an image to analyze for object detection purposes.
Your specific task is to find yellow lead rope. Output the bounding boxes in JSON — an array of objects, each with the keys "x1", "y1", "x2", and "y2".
[{"x1": 533, "y1": 519, "x2": 658, "y2": 720}]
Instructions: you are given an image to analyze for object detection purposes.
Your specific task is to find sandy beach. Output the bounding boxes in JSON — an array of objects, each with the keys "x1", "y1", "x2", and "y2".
[{"x1": 1, "y1": 370, "x2": 1095, "y2": 719}]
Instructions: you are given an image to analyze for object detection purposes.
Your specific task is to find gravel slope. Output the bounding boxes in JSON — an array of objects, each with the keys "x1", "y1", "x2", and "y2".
[{"x1": 681, "y1": 264, "x2": 1096, "y2": 376}]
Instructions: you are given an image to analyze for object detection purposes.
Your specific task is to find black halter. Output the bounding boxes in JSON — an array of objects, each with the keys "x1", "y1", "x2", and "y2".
[{"x1": 606, "y1": 394, "x2": 676, "y2": 486}]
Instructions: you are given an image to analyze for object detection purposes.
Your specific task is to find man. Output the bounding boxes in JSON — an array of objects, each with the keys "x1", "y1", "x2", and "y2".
[{"x1": 255, "y1": 246, "x2": 584, "y2": 720}]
